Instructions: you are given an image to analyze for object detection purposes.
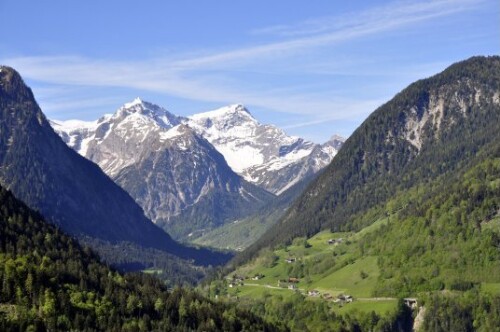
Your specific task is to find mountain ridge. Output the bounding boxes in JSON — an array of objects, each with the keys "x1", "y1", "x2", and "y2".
[
  {"x1": 52, "y1": 98, "x2": 274, "y2": 240},
  {"x1": 0, "y1": 65, "x2": 227, "y2": 266},
  {"x1": 236, "y1": 55, "x2": 500, "y2": 264},
  {"x1": 52, "y1": 98, "x2": 343, "y2": 241},
  {"x1": 185, "y1": 103, "x2": 344, "y2": 194}
]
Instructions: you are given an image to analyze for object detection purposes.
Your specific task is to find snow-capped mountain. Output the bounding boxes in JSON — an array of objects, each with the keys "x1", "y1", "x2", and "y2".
[
  {"x1": 52, "y1": 98, "x2": 273, "y2": 240},
  {"x1": 51, "y1": 98, "x2": 182, "y2": 177},
  {"x1": 186, "y1": 104, "x2": 345, "y2": 194}
]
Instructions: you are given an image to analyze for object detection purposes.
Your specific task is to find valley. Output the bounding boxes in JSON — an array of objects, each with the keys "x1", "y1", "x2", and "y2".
[
  {"x1": 1, "y1": 54, "x2": 500, "y2": 331},
  {"x1": 52, "y1": 100, "x2": 343, "y2": 243}
]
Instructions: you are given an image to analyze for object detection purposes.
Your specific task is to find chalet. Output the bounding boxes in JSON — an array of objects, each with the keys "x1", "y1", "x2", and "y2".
[
  {"x1": 288, "y1": 284, "x2": 297, "y2": 290},
  {"x1": 288, "y1": 277, "x2": 300, "y2": 283},
  {"x1": 338, "y1": 294, "x2": 353, "y2": 303},
  {"x1": 322, "y1": 293, "x2": 333, "y2": 300},
  {"x1": 404, "y1": 298, "x2": 418, "y2": 309},
  {"x1": 308, "y1": 290, "x2": 320, "y2": 297},
  {"x1": 251, "y1": 274, "x2": 264, "y2": 280},
  {"x1": 285, "y1": 258, "x2": 296, "y2": 263},
  {"x1": 328, "y1": 238, "x2": 344, "y2": 245}
]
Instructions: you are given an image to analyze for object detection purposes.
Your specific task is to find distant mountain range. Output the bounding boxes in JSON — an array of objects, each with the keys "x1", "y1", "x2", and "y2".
[
  {"x1": 186, "y1": 104, "x2": 344, "y2": 194},
  {"x1": 52, "y1": 98, "x2": 344, "y2": 240}
]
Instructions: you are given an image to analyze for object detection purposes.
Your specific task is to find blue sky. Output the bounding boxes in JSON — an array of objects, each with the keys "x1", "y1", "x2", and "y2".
[{"x1": 0, "y1": 0, "x2": 498, "y2": 142}]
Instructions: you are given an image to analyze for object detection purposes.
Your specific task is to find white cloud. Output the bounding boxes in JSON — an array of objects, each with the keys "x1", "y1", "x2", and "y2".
[
  {"x1": 1, "y1": 0, "x2": 481, "y2": 123},
  {"x1": 252, "y1": 0, "x2": 480, "y2": 38},
  {"x1": 176, "y1": 0, "x2": 481, "y2": 69}
]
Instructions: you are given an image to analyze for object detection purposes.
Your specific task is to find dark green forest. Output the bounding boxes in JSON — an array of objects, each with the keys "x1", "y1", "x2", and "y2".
[{"x1": 0, "y1": 185, "x2": 280, "y2": 331}]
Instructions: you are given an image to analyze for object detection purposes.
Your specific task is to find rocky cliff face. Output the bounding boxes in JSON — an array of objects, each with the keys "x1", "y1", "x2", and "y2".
[
  {"x1": 186, "y1": 104, "x2": 344, "y2": 194},
  {"x1": 52, "y1": 99, "x2": 273, "y2": 240}
]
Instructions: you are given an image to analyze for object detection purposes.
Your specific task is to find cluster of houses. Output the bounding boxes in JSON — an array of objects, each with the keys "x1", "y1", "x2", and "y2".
[
  {"x1": 228, "y1": 273, "x2": 266, "y2": 287},
  {"x1": 228, "y1": 272, "x2": 359, "y2": 306},
  {"x1": 228, "y1": 275, "x2": 245, "y2": 288},
  {"x1": 307, "y1": 290, "x2": 353, "y2": 304},
  {"x1": 277, "y1": 277, "x2": 300, "y2": 290}
]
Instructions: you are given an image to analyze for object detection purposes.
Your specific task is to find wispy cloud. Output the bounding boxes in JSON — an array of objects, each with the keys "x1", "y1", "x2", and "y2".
[
  {"x1": 177, "y1": 0, "x2": 481, "y2": 69},
  {"x1": 252, "y1": 0, "x2": 480, "y2": 38},
  {"x1": 1, "y1": 0, "x2": 481, "y2": 129}
]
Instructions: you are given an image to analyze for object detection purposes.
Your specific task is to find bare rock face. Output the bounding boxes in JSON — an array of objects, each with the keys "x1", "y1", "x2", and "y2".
[
  {"x1": 186, "y1": 104, "x2": 344, "y2": 194},
  {"x1": 52, "y1": 99, "x2": 274, "y2": 240}
]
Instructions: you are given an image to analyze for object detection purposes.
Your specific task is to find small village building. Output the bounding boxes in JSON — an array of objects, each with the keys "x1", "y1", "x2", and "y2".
[
  {"x1": 337, "y1": 294, "x2": 353, "y2": 303},
  {"x1": 308, "y1": 290, "x2": 320, "y2": 297}
]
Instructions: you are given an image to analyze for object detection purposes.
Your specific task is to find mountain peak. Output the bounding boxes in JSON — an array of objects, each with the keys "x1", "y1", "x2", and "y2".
[
  {"x1": 116, "y1": 98, "x2": 181, "y2": 128},
  {"x1": 0, "y1": 65, "x2": 34, "y2": 101},
  {"x1": 120, "y1": 98, "x2": 159, "y2": 113},
  {"x1": 189, "y1": 103, "x2": 256, "y2": 123},
  {"x1": 123, "y1": 97, "x2": 145, "y2": 108},
  {"x1": 328, "y1": 134, "x2": 346, "y2": 143}
]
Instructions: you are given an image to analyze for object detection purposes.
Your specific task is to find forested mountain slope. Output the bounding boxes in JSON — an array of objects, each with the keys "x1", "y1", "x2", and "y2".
[
  {"x1": 194, "y1": 173, "x2": 318, "y2": 250},
  {"x1": 238, "y1": 56, "x2": 500, "y2": 264},
  {"x1": 220, "y1": 152, "x2": 500, "y2": 331},
  {"x1": 0, "y1": 66, "x2": 228, "y2": 266},
  {"x1": 0, "y1": 185, "x2": 280, "y2": 331}
]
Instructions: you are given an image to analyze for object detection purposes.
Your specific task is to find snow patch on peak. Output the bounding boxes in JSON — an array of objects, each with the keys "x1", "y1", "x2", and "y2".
[
  {"x1": 114, "y1": 98, "x2": 180, "y2": 129},
  {"x1": 189, "y1": 104, "x2": 255, "y2": 122},
  {"x1": 51, "y1": 119, "x2": 98, "y2": 131},
  {"x1": 159, "y1": 124, "x2": 188, "y2": 141},
  {"x1": 123, "y1": 97, "x2": 144, "y2": 109}
]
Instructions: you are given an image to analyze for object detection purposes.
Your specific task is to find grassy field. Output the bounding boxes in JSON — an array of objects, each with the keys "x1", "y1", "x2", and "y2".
[
  {"x1": 228, "y1": 284, "x2": 297, "y2": 299},
  {"x1": 482, "y1": 282, "x2": 500, "y2": 294},
  {"x1": 310, "y1": 256, "x2": 379, "y2": 297},
  {"x1": 224, "y1": 221, "x2": 398, "y2": 314},
  {"x1": 336, "y1": 299, "x2": 398, "y2": 315}
]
